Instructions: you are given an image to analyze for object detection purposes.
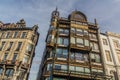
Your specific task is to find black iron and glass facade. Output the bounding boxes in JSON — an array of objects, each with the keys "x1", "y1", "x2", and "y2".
[{"x1": 38, "y1": 9, "x2": 110, "y2": 80}]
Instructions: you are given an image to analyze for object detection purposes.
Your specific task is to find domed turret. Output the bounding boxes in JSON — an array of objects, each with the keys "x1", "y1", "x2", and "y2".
[
  {"x1": 68, "y1": 10, "x2": 87, "y2": 21},
  {"x1": 51, "y1": 7, "x2": 59, "y2": 18}
]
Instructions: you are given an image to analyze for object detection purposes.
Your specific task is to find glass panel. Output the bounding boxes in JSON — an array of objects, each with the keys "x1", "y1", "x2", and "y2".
[
  {"x1": 76, "y1": 66, "x2": 84, "y2": 72},
  {"x1": 47, "y1": 64, "x2": 52, "y2": 71},
  {"x1": 76, "y1": 38, "x2": 83, "y2": 45},
  {"x1": 85, "y1": 39, "x2": 89, "y2": 46},
  {"x1": 64, "y1": 38, "x2": 68, "y2": 46},
  {"x1": 5, "y1": 69, "x2": 14, "y2": 77},
  {"x1": 76, "y1": 28, "x2": 83, "y2": 36},
  {"x1": 55, "y1": 64, "x2": 61, "y2": 70},
  {"x1": 70, "y1": 52, "x2": 75, "y2": 60},
  {"x1": 84, "y1": 30, "x2": 88, "y2": 35},
  {"x1": 71, "y1": 37, "x2": 75, "y2": 44},
  {"x1": 63, "y1": 49, "x2": 68, "y2": 58},
  {"x1": 70, "y1": 66, "x2": 75, "y2": 71},
  {"x1": 6, "y1": 32, "x2": 10, "y2": 38},
  {"x1": 14, "y1": 32, "x2": 18, "y2": 38},
  {"x1": 12, "y1": 53, "x2": 17, "y2": 62},
  {"x1": 85, "y1": 68, "x2": 90, "y2": 73},
  {"x1": 71, "y1": 28, "x2": 75, "y2": 33},
  {"x1": 16, "y1": 42, "x2": 22, "y2": 51},
  {"x1": 7, "y1": 42, "x2": 13, "y2": 51},
  {"x1": 21, "y1": 32, "x2": 26, "y2": 38},
  {"x1": 0, "y1": 41, "x2": 6, "y2": 51},
  {"x1": 61, "y1": 65, "x2": 67, "y2": 70},
  {"x1": 0, "y1": 68, "x2": 3, "y2": 74}
]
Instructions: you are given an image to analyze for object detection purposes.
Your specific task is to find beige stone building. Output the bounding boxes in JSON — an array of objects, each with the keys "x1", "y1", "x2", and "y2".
[
  {"x1": 0, "y1": 19, "x2": 39, "y2": 80},
  {"x1": 100, "y1": 32, "x2": 120, "y2": 80}
]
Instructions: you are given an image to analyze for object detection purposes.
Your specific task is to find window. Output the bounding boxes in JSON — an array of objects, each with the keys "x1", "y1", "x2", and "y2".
[
  {"x1": 58, "y1": 37, "x2": 68, "y2": 46},
  {"x1": 71, "y1": 27, "x2": 75, "y2": 33},
  {"x1": 56, "y1": 48, "x2": 68, "y2": 58},
  {"x1": 85, "y1": 39, "x2": 89, "y2": 46},
  {"x1": 12, "y1": 53, "x2": 17, "y2": 63},
  {"x1": 58, "y1": 28, "x2": 69, "y2": 35},
  {"x1": 113, "y1": 40, "x2": 120, "y2": 48},
  {"x1": 71, "y1": 52, "x2": 88, "y2": 62},
  {"x1": 69, "y1": 66, "x2": 90, "y2": 73},
  {"x1": 90, "y1": 42, "x2": 99, "y2": 51},
  {"x1": 0, "y1": 41, "x2": 6, "y2": 51},
  {"x1": 6, "y1": 42, "x2": 13, "y2": 51},
  {"x1": 89, "y1": 33, "x2": 97, "y2": 39},
  {"x1": 54, "y1": 64, "x2": 67, "y2": 71},
  {"x1": 71, "y1": 37, "x2": 75, "y2": 44},
  {"x1": 16, "y1": 42, "x2": 22, "y2": 51},
  {"x1": 91, "y1": 53, "x2": 101, "y2": 63},
  {"x1": 21, "y1": 32, "x2": 27, "y2": 38},
  {"x1": 3, "y1": 53, "x2": 8, "y2": 61},
  {"x1": 0, "y1": 32, "x2": 4, "y2": 38},
  {"x1": 0, "y1": 68, "x2": 3, "y2": 74},
  {"x1": 103, "y1": 39, "x2": 108, "y2": 45},
  {"x1": 92, "y1": 69, "x2": 103, "y2": 74},
  {"x1": 105, "y1": 50, "x2": 112, "y2": 62},
  {"x1": 76, "y1": 38, "x2": 83, "y2": 46},
  {"x1": 13, "y1": 32, "x2": 18, "y2": 38},
  {"x1": 6, "y1": 32, "x2": 10, "y2": 38},
  {"x1": 47, "y1": 64, "x2": 52, "y2": 71},
  {"x1": 26, "y1": 44, "x2": 33, "y2": 53},
  {"x1": 84, "y1": 30, "x2": 88, "y2": 35},
  {"x1": 5, "y1": 69, "x2": 14, "y2": 77},
  {"x1": 76, "y1": 28, "x2": 83, "y2": 36},
  {"x1": 117, "y1": 52, "x2": 120, "y2": 64},
  {"x1": 17, "y1": 70, "x2": 26, "y2": 79},
  {"x1": 23, "y1": 55, "x2": 29, "y2": 64}
]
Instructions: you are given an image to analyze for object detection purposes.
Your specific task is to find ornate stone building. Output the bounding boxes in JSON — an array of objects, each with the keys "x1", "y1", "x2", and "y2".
[
  {"x1": 0, "y1": 19, "x2": 39, "y2": 80},
  {"x1": 100, "y1": 32, "x2": 120, "y2": 80},
  {"x1": 38, "y1": 9, "x2": 110, "y2": 80}
]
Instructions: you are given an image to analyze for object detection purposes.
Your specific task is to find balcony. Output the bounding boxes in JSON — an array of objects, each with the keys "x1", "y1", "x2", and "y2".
[
  {"x1": 70, "y1": 44, "x2": 90, "y2": 52},
  {"x1": 22, "y1": 63, "x2": 30, "y2": 68}
]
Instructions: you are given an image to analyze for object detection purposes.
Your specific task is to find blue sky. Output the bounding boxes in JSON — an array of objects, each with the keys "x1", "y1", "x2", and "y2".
[{"x1": 1, "y1": 0, "x2": 120, "y2": 80}]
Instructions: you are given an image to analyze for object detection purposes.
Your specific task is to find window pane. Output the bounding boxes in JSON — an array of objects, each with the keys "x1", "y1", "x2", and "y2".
[
  {"x1": 16, "y1": 42, "x2": 22, "y2": 51},
  {"x1": 85, "y1": 40, "x2": 89, "y2": 46},
  {"x1": 70, "y1": 66, "x2": 75, "y2": 71},
  {"x1": 64, "y1": 38, "x2": 68, "y2": 46},
  {"x1": 47, "y1": 64, "x2": 52, "y2": 71},
  {"x1": 71, "y1": 37, "x2": 75, "y2": 44},
  {"x1": 71, "y1": 28, "x2": 75, "y2": 33},
  {"x1": 12, "y1": 53, "x2": 17, "y2": 62},
  {"x1": 7, "y1": 42, "x2": 13, "y2": 51},
  {"x1": 0, "y1": 41, "x2": 6, "y2": 51},
  {"x1": 76, "y1": 66, "x2": 84, "y2": 72},
  {"x1": 76, "y1": 29, "x2": 83, "y2": 36},
  {"x1": 55, "y1": 64, "x2": 61, "y2": 70},
  {"x1": 105, "y1": 50, "x2": 112, "y2": 62},
  {"x1": 14, "y1": 32, "x2": 18, "y2": 38},
  {"x1": 6, "y1": 32, "x2": 10, "y2": 38},
  {"x1": 70, "y1": 52, "x2": 75, "y2": 60},
  {"x1": 85, "y1": 68, "x2": 90, "y2": 73},
  {"x1": 61, "y1": 65, "x2": 67, "y2": 70},
  {"x1": 76, "y1": 38, "x2": 83, "y2": 45},
  {"x1": 21, "y1": 32, "x2": 26, "y2": 38}
]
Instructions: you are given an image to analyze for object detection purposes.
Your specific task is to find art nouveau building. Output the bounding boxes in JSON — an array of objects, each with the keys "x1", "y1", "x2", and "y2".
[
  {"x1": 0, "y1": 19, "x2": 39, "y2": 80},
  {"x1": 100, "y1": 32, "x2": 120, "y2": 80},
  {"x1": 38, "y1": 8, "x2": 110, "y2": 80}
]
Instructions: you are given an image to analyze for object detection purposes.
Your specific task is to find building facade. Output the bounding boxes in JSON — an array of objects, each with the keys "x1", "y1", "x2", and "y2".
[
  {"x1": 38, "y1": 9, "x2": 110, "y2": 80},
  {"x1": 0, "y1": 19, "x2": 39, "y2": 80},
  {"x1": 100, "y1": 32, "x2": 120, "y2": 80}
]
